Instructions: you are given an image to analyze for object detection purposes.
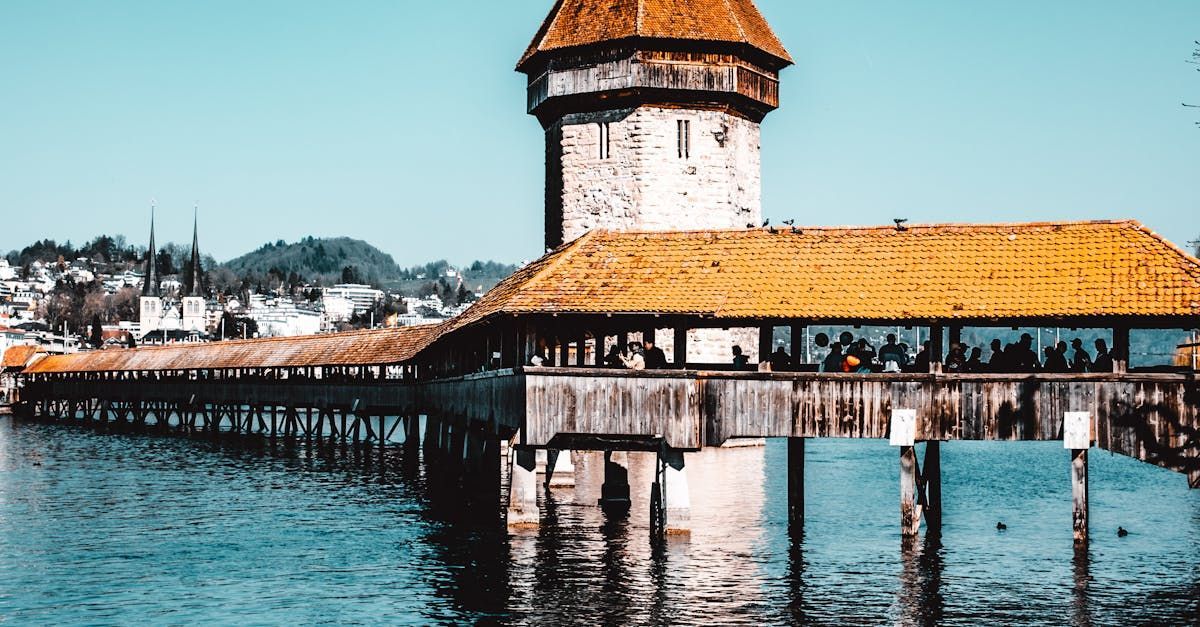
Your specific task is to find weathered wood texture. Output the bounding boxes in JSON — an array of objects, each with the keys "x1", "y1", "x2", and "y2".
[
  {"x1": 420, "y1": 370, "x2": 526, "y2": 436},
  {"x1": 523, "y1": 369, "x2": 701, "y2": 449},
  {"x1": 21, "y1": 380, "x2": 421, "y2": 415},
  {"x1": 20, "y1": 369, "x2": 1199, "y2": 481},
  {"x1": 528, "y1": 50, "x2": 780, "y2": 113}
]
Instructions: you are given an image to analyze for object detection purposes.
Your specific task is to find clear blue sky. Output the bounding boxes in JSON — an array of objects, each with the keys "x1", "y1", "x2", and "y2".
[{"x1": 2, "y1": 1, "x2": 1197, "y2": 266}]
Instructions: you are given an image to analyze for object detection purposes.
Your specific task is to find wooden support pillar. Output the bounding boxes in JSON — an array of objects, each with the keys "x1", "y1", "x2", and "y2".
[
  {"x1": 507, "y1": 445, "x2": 539, "y2": 529},
  {"x1": 787, "y1": 437, "x2": 805, "y2": 532},
  {"x1": 790, "y1": 324, "x2": 804, "y2": 370},
  {"x1": 673, "y1": 326, "x2": 687, "y2": 367},
  {"x1": 575, "y1": 334, "x2": 586, "y2": 367},
  {"x1": 758, "y1": 324, "x2": 773, "y2": 363},
  {"x1": 594, "y1": 332, "x2": 606, "y2": 367},
  {"x1": 558, "y1": 339, "x2": 569, "y2": 368},
  {"x1": 923, "y1": 441, "x2": 942, "y2": 532},
  {"x1": 900, "y1": 445, "x2": 923, "y2": 537},
  {"x1": 929, "y1": 325, "x2": 945, "y2": 373},
  {"x1": 600, "y1": 450, "x2": 632, "y2": 511},
  {"x1": 1071, "y1": 448, "x2": 1088, "y2": 545},
  {"x1": 1112, "y1": 325, "x2": 1130, "y2": 373}
]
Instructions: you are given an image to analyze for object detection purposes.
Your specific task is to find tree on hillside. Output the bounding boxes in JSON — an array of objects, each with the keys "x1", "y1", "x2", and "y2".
[
  {"x1": 155, "y1": 249, "x2": 176, "y2": 276},
  {"x1": 341, "y1": 265, "x2": 363, "y2": 285},
  {"x1": 89, "y1": 314, "x2": 103, "y2": 348},
  {"x1": 455, "y1": 283, "x2": 472, "y2": 306}
]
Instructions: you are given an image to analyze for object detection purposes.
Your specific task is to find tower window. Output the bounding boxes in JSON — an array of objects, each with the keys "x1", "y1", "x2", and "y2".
[
  {"x1": 598, "y1": 122, "x2": 610, "y2": 159},
  {"x1": 677, "y1": 120, "x2": 691, "y2": 159}
]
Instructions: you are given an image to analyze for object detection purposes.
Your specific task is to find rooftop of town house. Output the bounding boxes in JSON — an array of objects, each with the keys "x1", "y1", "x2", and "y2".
[
  {"x1": 444, "y1": 220, "x2": 1200, "y2": 331},
  {"x1": 518, "y1": 0, "x2": 793, "y2": 70},
  {"x1": 2, "y1": 345, "x2": 41, "y2": 370}
]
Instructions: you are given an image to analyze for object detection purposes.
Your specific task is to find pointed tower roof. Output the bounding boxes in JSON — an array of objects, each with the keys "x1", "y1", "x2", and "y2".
[
  {"x1": 142, "y1": 206, "x2": 160, "y2": 297},
  {"x1": 518, "y1": 0, "x2": 792, "y2": 71},
  {"x1": 187, "y1": 206, "x2": 203, "y2": 297}
]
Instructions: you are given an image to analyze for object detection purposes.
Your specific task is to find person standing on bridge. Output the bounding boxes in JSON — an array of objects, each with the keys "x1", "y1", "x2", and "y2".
[
  {"x1": 643, "y1": 339, "x2": 668, "y2": 369},
  {"x1": 732, "y1": 345, "x2": 751, "y2": 370},
  {"x1": 1070, "y1": 338, "x2": 1093, "y2": 372},
  {"x1": 1093, "y1": 339, "x2": 1114, "y2": 372},
  {"x1": 621, "y1": 342, "x2": 646, "y2": 370}
]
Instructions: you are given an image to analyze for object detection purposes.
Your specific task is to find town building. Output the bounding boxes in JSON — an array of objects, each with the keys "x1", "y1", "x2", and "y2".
[{"x1": 323, "y1": 284, "x2": 383, "y2": 316}]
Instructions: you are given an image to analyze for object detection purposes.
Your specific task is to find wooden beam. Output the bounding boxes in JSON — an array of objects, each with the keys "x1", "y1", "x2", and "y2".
[
  {"x1": 1072, "y1": 448, "x2": 1088, "y2": 545},
  {"x1": 758, "y1": 325, "x2": 773, "y2": 364},
  {"x1": 790, "y1": 324, "x2": 804, "y2": 370},
  {"x1": 594, "y1": 331, "x2": 606, "y2": 367},
  {"x1": 673, "y1": 326, "x2": 687, "y2": 367},
  {"x1": 929, "y1": 325, "x2": 945, "y2": 374},
  {"x1": 1112, "y1": 325, "x2": 1130, "y2": 374},
  {"x1": 788, "y1": 437, "x2": 804, "y2": 533},
  {"x1": 900, "y1": 445, "x2": 923, "y2": 536},
  {"x1": 924, "y1": 441, "x2": 942, "y2": 532}
]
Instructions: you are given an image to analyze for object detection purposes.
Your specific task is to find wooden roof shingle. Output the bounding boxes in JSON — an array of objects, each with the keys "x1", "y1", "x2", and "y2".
[{"x1": 519, "y1": 0, "x2": 792, "y2": 69}]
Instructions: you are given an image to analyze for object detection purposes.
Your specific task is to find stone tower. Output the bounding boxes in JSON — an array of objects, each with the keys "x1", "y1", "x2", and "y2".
[
  {"x1": 519, "y1": 0, "x2": 792, "y2": 249},
  {"x1": 139, "y1": 207, "x2": 163, "y2": 335},
  {"x1": 182, "y1": 208, "x2": 206, "y2": 333}
]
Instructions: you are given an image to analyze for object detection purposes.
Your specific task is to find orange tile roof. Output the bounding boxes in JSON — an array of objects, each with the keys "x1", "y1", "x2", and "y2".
[
  {"x1": 24, "y1": 325, "x2": 442, "y2": 375},
  {"x1": 447, "y1": 220, "x2": 1200, "y2": 327},
  {"x1": 2, "y1": 345, "x2": 39, "y2": 369},
  {"x1": 519, "y1": 0, "x2": 792, "y2": 69}
]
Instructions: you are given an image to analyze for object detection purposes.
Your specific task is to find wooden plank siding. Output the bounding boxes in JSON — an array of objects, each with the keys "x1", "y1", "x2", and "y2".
[
  {"x1": 528, "y1": 52, "x2": 780, "y2": 113},
  {"x1": 20, "y1": 380, "x2": 424, "y2": 416},
  {"x1": 19, "y1": 369, "x2": 1199, "y2": 480},
  {"x1": 524, "y1": 369, "x2": 701, "y2": 449}
]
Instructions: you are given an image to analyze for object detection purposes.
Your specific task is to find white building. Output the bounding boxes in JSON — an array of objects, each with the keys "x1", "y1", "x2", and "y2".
[
  {"x1": 323, "y1": 284, "x2": 382, "y2": 315},
  {"x1": 245, "y1": 295, "x2": 323, "y2": 337}
]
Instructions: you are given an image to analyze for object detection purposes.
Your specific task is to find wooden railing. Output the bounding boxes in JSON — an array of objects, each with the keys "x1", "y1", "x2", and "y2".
[{"x1": 19, "y1": 368, "x2": 1200, "y2": 482}]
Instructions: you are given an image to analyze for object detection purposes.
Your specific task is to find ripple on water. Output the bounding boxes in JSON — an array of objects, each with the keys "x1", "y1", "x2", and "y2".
[{"x1": 1, "y1": 417, "x2": 1199, "y2": 625}]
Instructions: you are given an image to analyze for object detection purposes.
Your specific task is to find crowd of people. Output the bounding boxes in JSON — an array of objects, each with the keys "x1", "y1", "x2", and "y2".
[
  {"x1": 804, "y1": 331, "x2": 1120, "y2": 374},
  {"x1": 529, "y1": 331, "x2": 1122, "y2": 374}
]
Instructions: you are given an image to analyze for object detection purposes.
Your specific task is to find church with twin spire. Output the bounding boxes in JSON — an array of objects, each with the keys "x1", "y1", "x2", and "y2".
[{"x1": 138, "y1": 209, "x2": 207, "y2": 338}]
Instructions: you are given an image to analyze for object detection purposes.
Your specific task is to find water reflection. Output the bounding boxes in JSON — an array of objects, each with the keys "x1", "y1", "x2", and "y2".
[{"x1": 3, "y1": 418, "x2": 1200, "y2": 624}]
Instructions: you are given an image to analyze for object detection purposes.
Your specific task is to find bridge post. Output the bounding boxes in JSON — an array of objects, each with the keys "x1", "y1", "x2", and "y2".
[
  {"x1": 923, "y1": 441, "x2": 942, "y2": 532},
  {"x1": 404, "y1": 415, "x2": 421, "y2": 449},
  {"x1": 1064, "y1": 411, "x2": 1090, "y2": 544},
  {"x1": 1071, "y1": 449, "x2": 1088, "y2": 545},
  {"x1": 507, "y1": 444, "x2": 539, "y2": 529},
  {"x1": 900, "y1": 446, "x2": 923, "y2": 537},
  {"x1": 661, "y1": 449, "x2": 690, "y2": 535},
  {"x1": 544, "y1": 449, "x2": 575, "y2": 488},
  {"x1": 787, "y1": 437, "x2": 804, "y2": 534},
  {"x1": 423, "y1": 414, "x2": 440, "y2": 453},
  {"x1": 599, "y1": 450, "x2": 632, "y2": 512}
]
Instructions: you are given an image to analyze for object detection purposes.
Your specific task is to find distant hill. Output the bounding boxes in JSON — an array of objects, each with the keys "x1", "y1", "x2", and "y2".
[
  {"x1": 219, "y1": 237, "x2": 520, "y2": 295},
  {"x1": 222, "y1": 237, "x2": 405, "y2": 287}
]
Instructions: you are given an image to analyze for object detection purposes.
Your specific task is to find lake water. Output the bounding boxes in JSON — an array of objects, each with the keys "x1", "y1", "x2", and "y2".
[{"x1": 1, "y1": 415, "x2": 1198, "y2": 625}]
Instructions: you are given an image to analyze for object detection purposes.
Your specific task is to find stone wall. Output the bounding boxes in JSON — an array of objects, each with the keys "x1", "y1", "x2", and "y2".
[{"x1": 545, "y1": 106, "x2": 762, "y2": 247}]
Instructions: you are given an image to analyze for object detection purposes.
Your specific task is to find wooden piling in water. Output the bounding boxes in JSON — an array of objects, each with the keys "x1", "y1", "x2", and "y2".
[
  {"x1": 1071, "y1": 448, "x2": 1088, "y2": 545},
  {"x1": 787, "y1": 437, "x2": 804, "y2": 532},
  {"x1": 900, "y1": 445, "x2": 923, "y2": 537}
]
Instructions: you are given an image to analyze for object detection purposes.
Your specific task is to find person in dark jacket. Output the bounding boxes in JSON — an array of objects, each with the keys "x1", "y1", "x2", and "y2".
[
  {"x1": 643, "y1": 339, "x2": 668, "y2": 369},
  {"x1": 1093, "y1": 339, "x2": 1114, "y2": 372}
]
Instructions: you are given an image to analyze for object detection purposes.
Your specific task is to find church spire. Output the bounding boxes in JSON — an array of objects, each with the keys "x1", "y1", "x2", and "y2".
[
  {"x1": 142, "y1": 203, "x2": 160, "y2": 297},
  {"x1": 187, "y1": 204, "x2": 203, "y2": 297}
]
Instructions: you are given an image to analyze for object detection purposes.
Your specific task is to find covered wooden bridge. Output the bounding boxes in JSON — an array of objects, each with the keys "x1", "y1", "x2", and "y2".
[{"x1": 14, "y1": 220, "x2": 1200, "y2": 543}]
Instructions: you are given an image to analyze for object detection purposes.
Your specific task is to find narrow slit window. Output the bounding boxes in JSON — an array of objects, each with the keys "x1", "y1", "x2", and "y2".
[
  {"x1": 677, "y1": 120, "x2": 691, "y2": 159},
  {"x1": 598, "y1": 122, "x2": 610, "y2": 159}
]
